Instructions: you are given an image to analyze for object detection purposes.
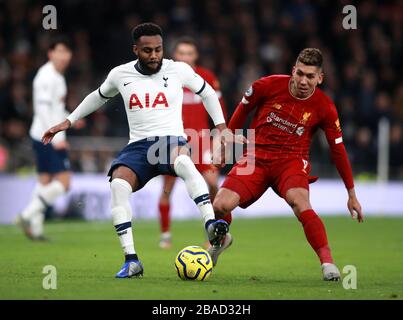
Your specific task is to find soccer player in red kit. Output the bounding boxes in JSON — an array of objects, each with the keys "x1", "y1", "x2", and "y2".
[
  {"x1": 210, "y1": 48, "x2": 364, "y2": 281},
  {"x1": 158, "y1": 37, "x2": 229, "y2": 248}
]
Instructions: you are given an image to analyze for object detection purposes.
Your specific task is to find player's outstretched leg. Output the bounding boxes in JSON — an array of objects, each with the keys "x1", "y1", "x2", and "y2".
[
  {"x1": 17, "y1": 182, "x2": 43, "y2": 239},
  {"x1": 200, "y1": 168, "x2": 231, "y2": 249},
  {"x1": 207, "y1": 188, "x2": 239, "y2": 266},
  {"x1": 111, "y1": 178, "x2": 143, "y2": 278},
  {"x1": 206, "y1": 196, "x2": 233, "y2": 265},
  {"x1": 219, "y1": 212, "x2": 232, "y2": 225},
  {"x1": 18, "y1": 179, "x2": 66, "y2": 240},
  {"x1": 173, "y1": 154, "x2": 229, "y2": 247},
  {"x1": 286, "y1": 188, "x2": 340, "y2": 281},
  {"x1": 158, "y1": 201, "x2": 172, "y2": 249},
  {"x1": 298, "y1": 209, "x2": 340, "y2": 281},
  {"x1": 158, "y1": 175, "x2": 176, "y2": 249}
]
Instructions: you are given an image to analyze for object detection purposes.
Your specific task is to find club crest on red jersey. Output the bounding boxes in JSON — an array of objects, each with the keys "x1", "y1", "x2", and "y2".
[{"x1": 300, "y1": 112, "x2": 311, "y2": 125}]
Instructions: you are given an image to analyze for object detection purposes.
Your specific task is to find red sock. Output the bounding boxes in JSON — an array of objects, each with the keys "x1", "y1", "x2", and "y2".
[
  {"x1": 159, "y1": 203, "x2": 170, "y2": 233},
  {"x1": 218, "y1": 213, "x2": 232, "y2": 225},
  {"x1": 298, "y1": 209, "x2": 333, "y2": 264}
]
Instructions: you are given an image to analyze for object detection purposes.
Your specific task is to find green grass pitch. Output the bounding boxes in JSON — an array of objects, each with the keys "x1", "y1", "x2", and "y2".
[{"x1": 0, "y1": 216, "x2": 402, "y2": 300}]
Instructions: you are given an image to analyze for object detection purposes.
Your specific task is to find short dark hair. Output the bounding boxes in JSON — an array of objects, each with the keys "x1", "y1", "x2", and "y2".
[
  {"x1": 173, "y1": 36, "x2": 198, "y2": 51},
  {"x1": 49, "y1": 35, "x2": 72, "y2": 51},
  {"x1": 296, "y1": 48, "x2": 323, "y2": 69},
  {"x1": 132, "y1": 23, "x2": 163, "y2": 43}
]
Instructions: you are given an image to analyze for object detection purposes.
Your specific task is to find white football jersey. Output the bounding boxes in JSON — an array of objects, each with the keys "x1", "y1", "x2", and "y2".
[
  {"x1": 30, "y1": 61, "x2": 68, "y2": 144},
  {"x1": 98, "y1": 59, "x2": 208, "y2": 143}
]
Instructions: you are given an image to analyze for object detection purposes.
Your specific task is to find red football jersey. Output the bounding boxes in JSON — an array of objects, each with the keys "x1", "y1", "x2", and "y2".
[
  {"x1": 229, "y1": 75, "x2": 354, "y2": 189},
  {"x1": 182, "y1": 66, "x2": 226, "y2": 131}
]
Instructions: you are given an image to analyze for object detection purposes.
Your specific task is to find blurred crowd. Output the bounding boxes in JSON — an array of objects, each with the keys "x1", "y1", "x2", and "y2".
[{"x1": 0, "y1": 0, "x2": 402, "y2": 179}]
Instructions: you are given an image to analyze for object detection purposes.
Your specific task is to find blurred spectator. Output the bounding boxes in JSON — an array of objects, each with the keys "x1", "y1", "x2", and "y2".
[
  {"x1": 349, "y1": 127, "x2": 377, "y2": 177},
  {"x1": 357, "y1": 70, "x2": 377, "y2": 122},
  {"x1": 390, "y1": 123, "x2": 403, "y2": 180},
  {"x1": 80, "y1": 151, "x2": 98, "y2": 173},
  {"x1": 393, "y1": 84, "x2": 403, "y2": 121},
  {"x1": 366, "y1": 91, "x2": 393, "y2": 132}
]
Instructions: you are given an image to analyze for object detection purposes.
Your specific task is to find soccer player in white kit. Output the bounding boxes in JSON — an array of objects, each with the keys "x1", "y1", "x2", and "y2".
[
  {"x1": 18, "y1": 38, "x2": 73, "y2": 241},
  {"x1": 42, "y1": 23, "x2": 244, "y2": 278}
]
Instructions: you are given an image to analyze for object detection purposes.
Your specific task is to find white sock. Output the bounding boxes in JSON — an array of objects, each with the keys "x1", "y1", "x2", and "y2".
[
  {"x1": 111, "y1": 178, "x2": 136, "y2": 256},
  {"x1": 161, "y1": 231, "x2": 171, "y2": 240},
  {"x1": 322, "y1": 263, "x2": 333, "y2": 267},
  {"x1": 31, "y1": 212, "x2": 45, "y2": 237},
  {"x1": 21, "y1": 180, "x2": 65, "y2": 220},
  {"x1": 21, "y1": 183, "x2": 43, "y2": 219},
  {"x1": 32, "y1": 182, "x2": 44, "y2": 198},
  {"x1": 174, "y1": 155, "x2": 215, "y2": 223}
]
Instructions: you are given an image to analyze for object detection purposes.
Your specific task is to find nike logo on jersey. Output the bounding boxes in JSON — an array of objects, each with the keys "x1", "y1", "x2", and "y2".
[{"x1": 124, "y1": 82, "x2": 133, "y2": 86}]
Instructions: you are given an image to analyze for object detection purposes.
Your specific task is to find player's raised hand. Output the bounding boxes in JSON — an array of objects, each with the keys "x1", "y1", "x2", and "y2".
[
  {"x1": 218, "y1": 128, "x2": 249, "y2": 145},
  {"x1": 211, "y1": 126, "x2": 249, "y2": 168},
  {"x1": 347, "y1": 189, "x2": 364, "y2": 223},
  {"x1": 211, "y1": 142, "x2": 226, "y2": 168},
  {"x1": 42, "y1": 119, "x2": 71, "y2": 145}
]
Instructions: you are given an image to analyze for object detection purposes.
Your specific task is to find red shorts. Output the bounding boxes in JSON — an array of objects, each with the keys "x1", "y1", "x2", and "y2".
[{"x1": 221, "y1": 157, "x2": 318, "y2": 209}]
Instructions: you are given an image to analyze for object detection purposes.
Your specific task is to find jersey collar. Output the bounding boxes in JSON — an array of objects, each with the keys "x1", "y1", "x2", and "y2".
[{"x1": 134, "y1": 61, "x2": 161, "y2": 76}]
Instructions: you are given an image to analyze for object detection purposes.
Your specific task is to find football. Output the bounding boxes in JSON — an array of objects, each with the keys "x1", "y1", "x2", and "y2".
[{"x1": 175, "y1": 246, "x2": 213, "y2": 281}]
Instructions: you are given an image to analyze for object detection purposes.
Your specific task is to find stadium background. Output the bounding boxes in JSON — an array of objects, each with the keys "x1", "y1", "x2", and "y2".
[
  {"x1": 0, "y1": 0, "x2": 402, "y2": 222},
  {"x1": 0, "y1": 0, "x2": 403, "y2": 302}
]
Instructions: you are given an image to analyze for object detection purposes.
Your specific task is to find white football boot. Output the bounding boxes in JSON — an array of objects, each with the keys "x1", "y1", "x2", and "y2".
[
  {"x1": 159, "y1": 232, "x2": 172, "y2": 249},
  {"x1": 207, "y1": 233, "x2": 233, "y2": 266},
  {"x1": 16, "y1": 214, "x2": 34, "y2": 239},
  {"x1": 322, "y1": 263, "x2": 341, "y2": 281},
  {"x1": 16, "y1": 213, "x2": 49, "y2": 241}
]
